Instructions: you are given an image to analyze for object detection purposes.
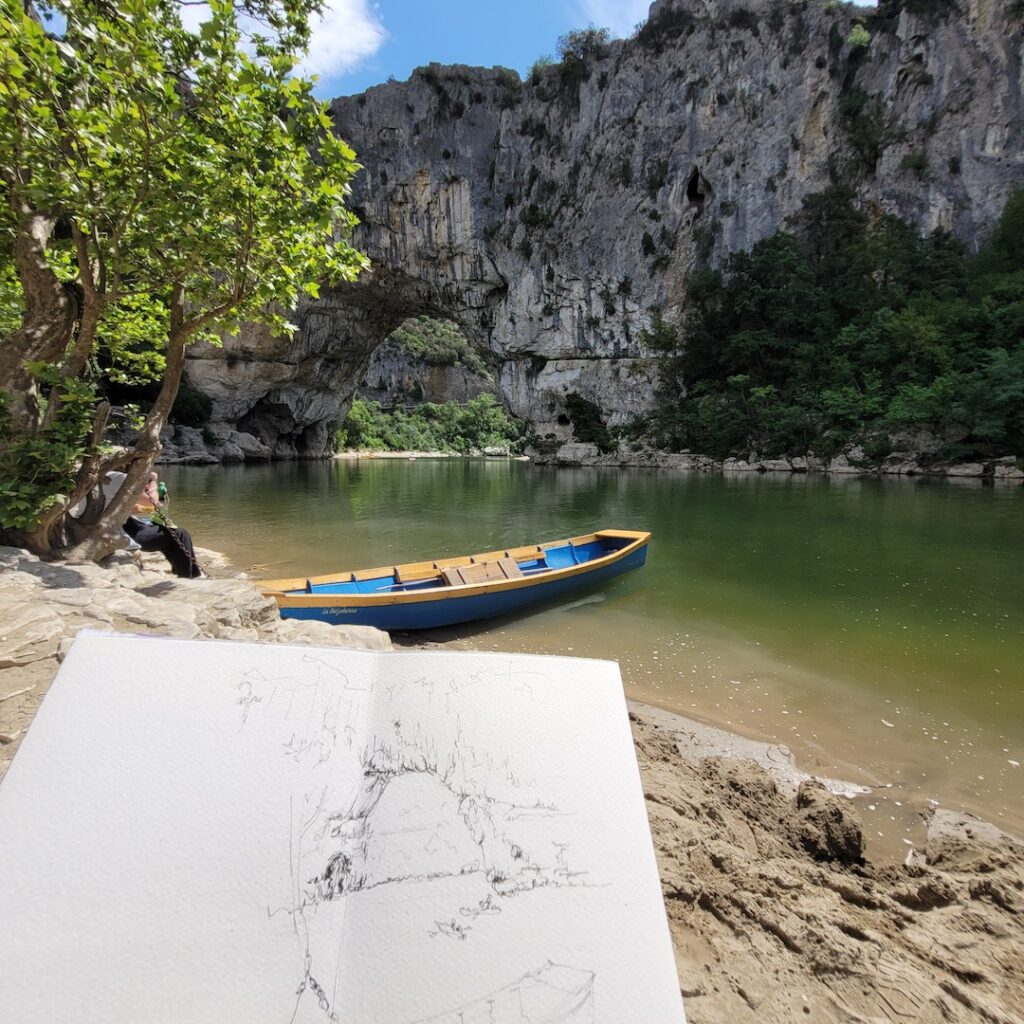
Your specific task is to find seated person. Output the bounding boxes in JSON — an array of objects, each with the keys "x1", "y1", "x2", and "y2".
[{"x1": 104, "y1": 471, "x2": 204, "y2": 579}]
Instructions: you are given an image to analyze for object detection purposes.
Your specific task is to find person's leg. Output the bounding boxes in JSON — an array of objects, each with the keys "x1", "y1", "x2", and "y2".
[
  {"x1": 125, "y1": 519, "x2": 202, "y2": 577},
  {"x1": 161, "y1": 526, "x2": 204, "y2": 578},
  {"x1": 123, "y1": 519, "x2": 165, "y2": 549}
]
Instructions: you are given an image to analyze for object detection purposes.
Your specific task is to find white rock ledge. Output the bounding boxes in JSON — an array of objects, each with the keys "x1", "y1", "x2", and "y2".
[{"x1": 0, "y1": 545, "x2": 390, "y2": 668}]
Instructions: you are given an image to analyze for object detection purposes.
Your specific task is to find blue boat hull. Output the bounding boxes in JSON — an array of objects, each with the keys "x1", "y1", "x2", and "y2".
[{"x1": 279, "y1": 541, "x2": 648, "y2": 631}]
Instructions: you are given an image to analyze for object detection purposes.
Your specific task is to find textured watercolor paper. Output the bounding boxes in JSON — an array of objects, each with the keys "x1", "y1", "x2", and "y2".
[{"x1": 0, "y1": 631, "x2": 685, "y2": 1023}]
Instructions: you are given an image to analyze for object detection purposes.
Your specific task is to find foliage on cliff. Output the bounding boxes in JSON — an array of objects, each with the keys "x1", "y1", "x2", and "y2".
[
  {"x1": 642, "y1": 188, "x2": 1024, "y2": 460},
  {"x1": 337, "y1": 396, "x2": 523, "y2": 454},
  {"x1": 388, "y1": 317, "x2": 491, "y2": 378},
  {"x1": 0, "y1": 0, "x2": 365, "y2": 558}
]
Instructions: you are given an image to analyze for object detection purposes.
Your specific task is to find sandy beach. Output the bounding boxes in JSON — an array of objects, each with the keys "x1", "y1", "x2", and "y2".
[{"x1": 1, "y1": 545, "x2": 1021, "y2": 1022}]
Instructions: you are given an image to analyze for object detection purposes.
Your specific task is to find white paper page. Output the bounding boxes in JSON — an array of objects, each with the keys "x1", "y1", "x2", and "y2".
[{"x1": 0, "y1": 632, "x2": 685, "y2": 1024}]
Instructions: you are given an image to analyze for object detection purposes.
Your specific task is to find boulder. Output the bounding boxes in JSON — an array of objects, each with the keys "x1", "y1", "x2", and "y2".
[
  {"x1": 228, "y1": 430, "x2": 272, "y2": 461},
  {"x1": 945, "y1": 463, "x2": 986, "y2": 477},
  {"x1": 993, "y1": 462, "x2": 1024, "y2": 481},
  {"x1": 219, "y1": 441, "x2": 247, "y2": 464},
  {"x1": 157, "y1": 425, "x2": 219, "y2": 465},
  {"x1": 555, "y1": 442, "x2": 600, "y2": 465},
  {"x1": 826, "y1": 454, "x2": 863, "y2": 475}
]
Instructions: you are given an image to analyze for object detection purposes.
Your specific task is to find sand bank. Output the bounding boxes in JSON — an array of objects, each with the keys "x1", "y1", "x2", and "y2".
[{"x1": 630, "y1": 703, "x2": 1023, "y2": 1023}]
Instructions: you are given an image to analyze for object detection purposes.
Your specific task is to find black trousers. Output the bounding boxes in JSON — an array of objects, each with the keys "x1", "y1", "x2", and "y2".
[{"x1": 124, "y1": 517, "x2": 203, "y2": 578}]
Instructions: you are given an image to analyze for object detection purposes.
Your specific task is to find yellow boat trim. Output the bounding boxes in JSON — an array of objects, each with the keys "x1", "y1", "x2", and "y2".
[{"x1": 257, "y1": 529, "x2": 651, "y2": 609}]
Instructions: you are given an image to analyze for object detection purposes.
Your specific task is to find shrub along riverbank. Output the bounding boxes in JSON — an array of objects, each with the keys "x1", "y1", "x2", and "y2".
[
  {"x1": 633, "y1": 187, "x2": 1024, "y2": 462},
  {"x1": 335, "y1": 395, "x2": 524, "y2": 454}
]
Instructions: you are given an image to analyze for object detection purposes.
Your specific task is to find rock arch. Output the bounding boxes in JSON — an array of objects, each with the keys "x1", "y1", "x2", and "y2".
[{"x1": 182, "y1": 2, "x2": 1024, "y2": 459}]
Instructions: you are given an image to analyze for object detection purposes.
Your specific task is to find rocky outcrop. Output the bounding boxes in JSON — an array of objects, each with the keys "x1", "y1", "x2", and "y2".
[
  {"x1": 156, "y1": 424, "x2": 273, "y2": 465},
  {"x1": 184, "y1": 0, "x2": 1024, "y2": 457},
  {"x1": 535, "y1": 442, "x2": 1024, "y2": 480},
  {"x1": 358, "y1": 338, "x2": 495, "y2": 409}
]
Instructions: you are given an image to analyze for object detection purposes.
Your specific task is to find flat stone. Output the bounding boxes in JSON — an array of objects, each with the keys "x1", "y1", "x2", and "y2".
[
  {"x1": 0, "y1": 606, "x2": 65, "y2": 668},
  {"x1": 269, "y1": 617, "x2": 393, "y2": 652}
]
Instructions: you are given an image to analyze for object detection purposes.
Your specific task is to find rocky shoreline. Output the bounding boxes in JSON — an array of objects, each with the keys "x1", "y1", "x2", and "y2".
[
  {"x1": 155, "y1": 422, "x2": 1024, "y2": 484},
  {"x1": 1, "y1": 546, "x2": 1021, "y2": 1022},
  {"x1": 536, "y1": 441, "x2": 1024, "y2": 483}
]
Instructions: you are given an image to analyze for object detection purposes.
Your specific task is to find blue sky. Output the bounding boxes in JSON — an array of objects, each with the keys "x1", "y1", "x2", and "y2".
[{"x1": 308, "y1": 0, "x2": 654, "y2": 98}]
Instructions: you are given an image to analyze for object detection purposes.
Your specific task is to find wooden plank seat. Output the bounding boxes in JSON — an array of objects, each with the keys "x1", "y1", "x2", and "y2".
[
  {"x1": 394, "y1": 564, "x2": 442, "y2": 585},
  {"x1": 441, "y1": 557, "x2": 524, "y2": 587}
]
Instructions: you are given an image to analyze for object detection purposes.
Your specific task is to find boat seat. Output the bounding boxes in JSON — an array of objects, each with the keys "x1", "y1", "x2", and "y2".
[
  {"x1": 496, "y1": 556, "x2": 524, "y2": 579},
  {"x1": 440, "y1": 566, "x2": 463, "y2": 587},
  {"x1": 441, "y1": 557, "x2": 524, "y2": 587},
  {"x1": 394, "y1": 565, "x2": 441, "y2": 585},
  {"x1": 305, "y1": 579, "x2": 315, "y2": 593}
]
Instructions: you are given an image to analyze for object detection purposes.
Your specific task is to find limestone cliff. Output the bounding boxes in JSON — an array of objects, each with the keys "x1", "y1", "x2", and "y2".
[{"x1": 183, "y1": 0, "x2": 1024, "y2": 458}]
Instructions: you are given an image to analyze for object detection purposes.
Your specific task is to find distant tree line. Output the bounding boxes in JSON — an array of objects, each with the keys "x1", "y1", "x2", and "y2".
[{"x1": 634, "y1": 187, "x2": 1024, "y2": 462}]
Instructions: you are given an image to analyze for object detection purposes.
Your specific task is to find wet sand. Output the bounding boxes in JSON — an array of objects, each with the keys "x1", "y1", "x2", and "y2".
[{"x1": 630, "y1": 703, "x2": 1024, "y2": 1024}]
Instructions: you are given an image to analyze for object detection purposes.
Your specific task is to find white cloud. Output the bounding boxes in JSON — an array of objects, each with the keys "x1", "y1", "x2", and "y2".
[
  {"x1": 578, "y1": 0, "x2": 652, "y2": 39},
  {"x1": 177, "y1": 0, "x2": 386, "y2": 78},
  {"x1": 298, "y1": 0, "x2": 387, "y2": 78}
]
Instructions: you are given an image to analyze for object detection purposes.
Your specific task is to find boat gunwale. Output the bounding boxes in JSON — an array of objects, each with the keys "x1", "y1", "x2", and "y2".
[{"x1": 258, "y1": 529, "x2": 651, "y2": 609}]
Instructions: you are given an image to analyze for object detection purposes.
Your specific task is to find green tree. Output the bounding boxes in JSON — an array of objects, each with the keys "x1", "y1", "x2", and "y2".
[
  {"x1": 0, "y1": 0, "x2": 366, "y2": 558},
  {"x1": 336, "y1": 396, "x2": 523, "y2": 454},
  {"x1": 645, "y1": 187, "x2": 1024, "y2": 460}
]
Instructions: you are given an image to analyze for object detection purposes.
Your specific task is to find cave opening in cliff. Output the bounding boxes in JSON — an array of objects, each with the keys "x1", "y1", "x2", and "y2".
[{"x1": 686, "y1": 166, "x2": 711, "y2": 210}]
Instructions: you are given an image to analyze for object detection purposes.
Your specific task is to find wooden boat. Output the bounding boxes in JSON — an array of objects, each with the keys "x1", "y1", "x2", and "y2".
[{"x1": 257, "y1": 529, "x2": 651, "y2": 631}]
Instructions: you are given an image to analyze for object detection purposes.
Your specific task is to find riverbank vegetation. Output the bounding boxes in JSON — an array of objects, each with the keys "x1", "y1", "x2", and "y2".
[
  {"x1": 336, "y1": 395, "x2": 524, "y2": 454},
  {"x1": 0, "y1": 0, "x2": 364, "y2": 560},
  {"x1": 638, "y1": 187, "x2": 1024, "y2": 461}
]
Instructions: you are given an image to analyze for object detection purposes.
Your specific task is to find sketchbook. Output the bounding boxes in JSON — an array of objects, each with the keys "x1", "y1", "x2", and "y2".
[{"x1": 0, "y1": 631, "x2": 685, "y2": 1023}]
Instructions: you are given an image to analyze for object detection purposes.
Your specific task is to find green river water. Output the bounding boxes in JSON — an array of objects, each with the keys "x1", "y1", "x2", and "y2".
[{"x1": 162, "y1": 458, "x2": 1024, "y2": 856}]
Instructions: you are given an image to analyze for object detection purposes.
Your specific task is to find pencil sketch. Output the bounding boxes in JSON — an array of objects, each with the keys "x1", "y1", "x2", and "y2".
[
  {"x1": 407, "y1": 962, "x2": 595, "y2": 1024},
  {"x1": 234, "y1": 661, "x2": 596, "y2": 1023}
]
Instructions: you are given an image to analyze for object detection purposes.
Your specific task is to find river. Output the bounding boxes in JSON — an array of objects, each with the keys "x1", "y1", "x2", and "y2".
[{"x1": 162, "y1": 458, "x2": 1024, "y2": 857}]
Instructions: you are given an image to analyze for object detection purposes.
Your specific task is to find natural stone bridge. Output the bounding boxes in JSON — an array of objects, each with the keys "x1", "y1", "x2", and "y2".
[{"x1": 184, "y1": 0, "x2": 1024, "y2": 458}]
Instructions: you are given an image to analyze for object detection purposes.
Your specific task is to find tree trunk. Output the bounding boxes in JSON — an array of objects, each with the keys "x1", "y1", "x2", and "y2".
[
  {"x1": 0, "y1": 200, "x2": 80, "y2": 432},
  {"x1": 63, "y1": 323, "x2": 189, "y2": 564}
]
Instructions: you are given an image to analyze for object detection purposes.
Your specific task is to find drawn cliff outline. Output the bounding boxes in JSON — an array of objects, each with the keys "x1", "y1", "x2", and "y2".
[{"x1": 235, "y1": 654, "x2": 598, "y2": 1022}]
